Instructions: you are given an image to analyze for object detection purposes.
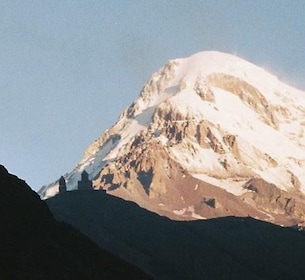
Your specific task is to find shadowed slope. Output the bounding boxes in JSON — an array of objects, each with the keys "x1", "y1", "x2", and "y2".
[
  {"x1": 0, "y1": 165, "x2": 149, "y2": 279},
  {"x1": 47, "y1": 190, "x2": 305, "y2": 280}
]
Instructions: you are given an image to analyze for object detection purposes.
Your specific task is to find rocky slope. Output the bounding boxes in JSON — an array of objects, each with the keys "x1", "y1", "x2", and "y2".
[
  {"x1": 40, "y1": 51, "x2": 305, "y2": 226},
  {"x1": 0, "y1": 165, "x2": 149, "y2": 279}
]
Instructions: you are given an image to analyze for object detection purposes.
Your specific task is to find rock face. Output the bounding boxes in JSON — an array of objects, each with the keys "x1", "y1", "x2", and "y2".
[
  {"x1": 0, "y1": 165, "x2": 149, "y2": 279},
  {"x1": 40, "y1": 51, "x2": 305, "y2": 227}
]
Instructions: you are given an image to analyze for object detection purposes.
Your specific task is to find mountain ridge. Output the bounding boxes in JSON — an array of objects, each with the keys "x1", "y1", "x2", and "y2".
[
  {"x1": 0, "y1": 165, "x2": 150, "y2": 279},
  {"x1": 47, "y1": 190, "x2": 305, "y2": 280}
]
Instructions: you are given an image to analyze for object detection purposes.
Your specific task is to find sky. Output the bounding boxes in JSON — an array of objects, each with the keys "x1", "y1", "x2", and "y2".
[{"x1": 1, "y1": 0, "x2": 305, "y2": 192}]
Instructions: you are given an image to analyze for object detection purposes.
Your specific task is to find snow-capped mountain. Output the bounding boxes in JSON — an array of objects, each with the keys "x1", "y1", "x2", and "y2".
[{"x1": 39, "y1": 51, "x2": 305, "y2": 226}]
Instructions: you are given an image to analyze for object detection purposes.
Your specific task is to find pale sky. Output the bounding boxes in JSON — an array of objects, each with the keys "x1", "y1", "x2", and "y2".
[{"x1": 1, "y1": 0, "x2": 305, "y2": 191}]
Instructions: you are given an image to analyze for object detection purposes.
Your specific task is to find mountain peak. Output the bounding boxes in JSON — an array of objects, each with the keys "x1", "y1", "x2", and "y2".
[
  {"x1": 40, "y1": 50, "x2": 305, "y2": 227},
  {"x1": 125, "y1": 50, "x2": 293, "y2": 121},
  {"x1": 169, "y1": 50, "x2": 279, "y2": 90},
  {"x1": 176, "y1": 50, "x2": 260, "y2": 73}
]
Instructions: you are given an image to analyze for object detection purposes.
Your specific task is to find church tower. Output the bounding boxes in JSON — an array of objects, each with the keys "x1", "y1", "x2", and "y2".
[
  {"x1": 58, "y1": 176, "x2": 67, "y2": 193},
  {"x1": 77, "y1": 170, "x2": 93, "y2": 190}
]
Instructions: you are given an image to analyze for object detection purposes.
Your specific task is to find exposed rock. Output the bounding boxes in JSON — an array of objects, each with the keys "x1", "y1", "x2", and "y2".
[
  {"x1": 194, "y1": 75, "x2": 215, "y2": 102},
  {"x1": 242, "y1": 178, "x2": 305, "y2": 222},
  {"x1": 207, "y1": 73, "x2": 280, "y2": 129},
  {"x1": 206, "y1": 127, "x2": 225, "y2": 154},
  {"x1": 196, "y1": 121, "x2": 210, "y2": 148}
]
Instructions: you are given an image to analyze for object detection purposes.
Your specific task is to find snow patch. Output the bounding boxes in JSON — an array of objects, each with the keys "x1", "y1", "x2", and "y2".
[
  {"x1": 192, "y1": 173, "x2": 248, "y2": 196},
  {"x1": 173, "y1": 205, "x2": 206, "y2": 220}
]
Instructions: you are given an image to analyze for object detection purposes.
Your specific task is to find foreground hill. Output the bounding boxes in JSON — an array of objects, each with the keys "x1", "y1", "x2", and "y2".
[
  {"x1": 47, "y1": 189, "x2": 305, "y2": 280},
  {"x1": 0, "y1": 165, "x2": 149, "y2": 279}
]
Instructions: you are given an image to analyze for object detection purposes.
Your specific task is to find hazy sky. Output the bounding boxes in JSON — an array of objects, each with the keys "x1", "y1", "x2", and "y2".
[{"x1": 1, "y1": 0, "x2": 305, "y2": 191}]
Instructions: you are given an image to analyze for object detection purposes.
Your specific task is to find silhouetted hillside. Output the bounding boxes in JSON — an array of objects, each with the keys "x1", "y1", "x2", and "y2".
[
  {"x1": 0, "y1": 165, "x2": 149, "y2": 279},
  {"x1": 47, "y1": 190, "x2": 305, "y2": 280}
]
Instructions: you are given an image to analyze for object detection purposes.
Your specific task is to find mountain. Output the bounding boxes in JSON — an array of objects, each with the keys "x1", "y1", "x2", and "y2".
[
  {"x1": 40, "y1": 51, "x2": 305, "y2": 226},
  {"x1": 47, "y1": 190, "x2": 305, "y2": 280},
  {"x1": 0, "y1": 165, "x2": 150, "y2": 279}
]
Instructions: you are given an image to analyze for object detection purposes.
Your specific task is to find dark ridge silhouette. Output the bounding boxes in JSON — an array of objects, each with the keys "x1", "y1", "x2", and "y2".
[
  {"x1": 0, "y1": 165, "x2": 150, "y2": 279},
  {"x1": 47, "y1": 189, "x2": 305, "y2": 280}
]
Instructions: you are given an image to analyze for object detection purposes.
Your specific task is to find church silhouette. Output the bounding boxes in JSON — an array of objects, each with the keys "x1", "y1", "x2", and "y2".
[
  {"x1": 58, "y1": 170, "x2": 93, "y2": 193},
  {"x1": 77, "y1": 170, "x2": 93, "y2": 190}
]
